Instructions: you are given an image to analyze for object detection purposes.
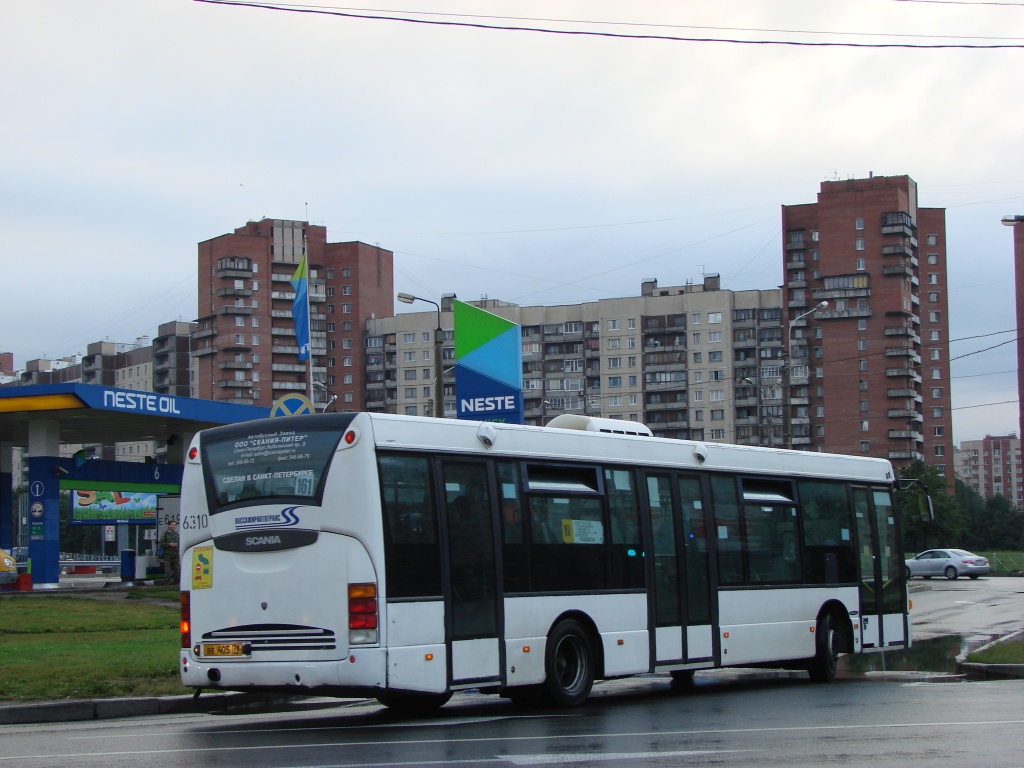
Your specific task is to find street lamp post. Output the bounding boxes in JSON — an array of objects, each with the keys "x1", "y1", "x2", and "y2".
[
  {"x1": 397, "y1": 292, "x2": 444, "y2": 418},
  {"x1": 311, "y1": 381, "x2": 337, "y2": 412},
  {"x1": 741, "y1": 376, "x2": 762, "y2": 447},
  {"x1": 783, "y1": 300, "x2": 828, "y2": 450}
]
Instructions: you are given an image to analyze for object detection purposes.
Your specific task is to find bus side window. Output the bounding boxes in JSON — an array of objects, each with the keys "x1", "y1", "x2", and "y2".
[
  {"x1": 499, "y1": 463, "x2": 528, "y2": 593},
  {"x1": 379, "y1": 454, "x2": 442, "y2": 599},
  {"x1": 711, "y1": 476, "x2": 743, "y2": 585}
]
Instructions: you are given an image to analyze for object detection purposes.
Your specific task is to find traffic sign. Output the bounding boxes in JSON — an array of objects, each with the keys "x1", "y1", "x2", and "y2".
[{"x1": 270, "y1": 393, "x2": 314, "y2": 417}]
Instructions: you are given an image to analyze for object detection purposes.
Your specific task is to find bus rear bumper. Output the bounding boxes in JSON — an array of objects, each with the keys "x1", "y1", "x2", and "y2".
[{"x1": 180, "y1": 648, "x2": 387, "y2": 694}]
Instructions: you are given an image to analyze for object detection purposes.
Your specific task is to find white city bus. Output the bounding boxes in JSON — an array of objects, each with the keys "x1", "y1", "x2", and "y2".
[{"x1": 178, "y1": 412, "x2": 909, "y2": 710}]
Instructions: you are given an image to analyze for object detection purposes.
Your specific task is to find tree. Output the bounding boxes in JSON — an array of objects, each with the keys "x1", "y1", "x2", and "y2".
[
  {"x1": 978, "y1": 495, "x2": 1024, "y2": 551},
  {"x1": 896, "y1": 461, "x2": 968, "y2": 552}
]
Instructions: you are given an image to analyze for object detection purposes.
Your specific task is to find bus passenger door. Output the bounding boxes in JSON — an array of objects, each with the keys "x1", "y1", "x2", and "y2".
[
  {"x1": 440, "y1": 461, "x2": 502, "y2": 687},
  {"x1": 853, "y1": 487, "x2": 908, "y2": 650},
  {"x1": 645, "y1": 472, "x2": 715, "y2": 666}
]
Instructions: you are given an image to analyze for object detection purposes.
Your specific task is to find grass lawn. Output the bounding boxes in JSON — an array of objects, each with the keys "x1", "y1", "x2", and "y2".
[
  {"x1": 0, "y1": 593, "x2": 191, "y2": 701},
  {"x1": 966, "y1": 636, "x2": 1024, "y2": 665}
]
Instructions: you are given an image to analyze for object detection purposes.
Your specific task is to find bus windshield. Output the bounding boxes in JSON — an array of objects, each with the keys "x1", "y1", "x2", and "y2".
[{"x1": 200, "y1": 415, "x2": 355, "y2": 512}]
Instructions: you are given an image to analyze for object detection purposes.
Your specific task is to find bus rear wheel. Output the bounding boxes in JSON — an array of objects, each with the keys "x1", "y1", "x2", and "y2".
[
  {"x1": 808, "y1": 612, "x2": 840, "y2": 683},
  {"x1": 376, "y1": 691, "x2": 452, "y2": 714},
  {"x1": 544, "y1": 619, "x2": 596, "y2": 707}
]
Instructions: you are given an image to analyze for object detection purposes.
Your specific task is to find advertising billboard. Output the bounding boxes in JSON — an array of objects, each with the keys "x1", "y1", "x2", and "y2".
[{"x1": 71, "y1": 490, "x2": 160, "y2": 525}]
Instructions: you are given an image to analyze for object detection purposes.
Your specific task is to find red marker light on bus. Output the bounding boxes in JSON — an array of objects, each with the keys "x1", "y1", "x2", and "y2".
[
  {"x1": 344, "y1": 430, "x2": 357, "y2": 446},
  {"x1": 188, "y1": 446, "x2": 198, "y2": 461}
]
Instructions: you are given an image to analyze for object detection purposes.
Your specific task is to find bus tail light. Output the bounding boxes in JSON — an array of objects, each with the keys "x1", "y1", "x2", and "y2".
[
  {"x1": 180, "y1": 591, "x2": 191, "y2": 649},
  {"x1": 348, "y1": 583, "x2": 378, "y2": 644}
]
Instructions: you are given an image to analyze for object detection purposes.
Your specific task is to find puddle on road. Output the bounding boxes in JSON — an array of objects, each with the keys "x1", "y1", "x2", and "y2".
[{"x1": 838, "y1": 635, "x2": 1000, "y2": 676}]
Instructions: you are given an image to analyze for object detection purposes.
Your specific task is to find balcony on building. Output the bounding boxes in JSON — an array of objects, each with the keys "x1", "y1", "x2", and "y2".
[
  {"x1": 882, "y1": 262, "x2": 914, "y2": 279},
  {"x1": 888, "y1": 408, "x2": 923, "y2": 421},
  {"x1": 887, "y1": 387, "x2": 923, "y2": 402},
  {"x1": 218, "y1": 360, "x2": 254, "y2": 370},
  {"x1": 217, "y1": 305, "x2": 254, "y2": 316},
  {"x1": 217, "y1": 286, "x2": 253, "y2": 298},
  {"x1": 786, "y1": 258, "x2": 807, "y2": 270},
  {"x1": 271, "y1": 381, "x2": 307, "y2": 391},
  {"x1": 881, "y1": 211, "x2": 915, "y2": 237},
  {"x1": 218, "y1": 378, "x2": 254, "y2": 388},
  {"x1": 881, "y1": 243, "x2": 914, "y2": 258},
  {"x1": 889, "y1": 428, "x2": 924, "y2": 442},
  {"x1": 215, "y1": 257, "x2": 253, "y2": 279}
]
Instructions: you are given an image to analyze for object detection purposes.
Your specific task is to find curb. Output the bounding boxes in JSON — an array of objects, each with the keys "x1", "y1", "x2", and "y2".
[{"x1": 0, "y1": 692, "x2": 358, "y2": 726}]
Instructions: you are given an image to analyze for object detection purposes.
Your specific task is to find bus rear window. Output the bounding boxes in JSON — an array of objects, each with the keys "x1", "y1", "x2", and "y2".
[{"x1": 201, "y1": 422, "x2": 346, "y2": 512}]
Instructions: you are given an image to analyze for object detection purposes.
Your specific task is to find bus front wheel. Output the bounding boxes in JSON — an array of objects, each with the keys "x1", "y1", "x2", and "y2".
[
  {"x1": 808, "y1": 612, "x2": 840, "y2": 683},
  {"x1": 544, "y1": 619, "x2": 596, "y2": 707}
]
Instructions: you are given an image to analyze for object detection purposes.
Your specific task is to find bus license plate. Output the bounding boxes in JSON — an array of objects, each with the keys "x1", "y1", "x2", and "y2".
[{"x1": 202, "y1": 643, "x2": 246, "y2": 657}]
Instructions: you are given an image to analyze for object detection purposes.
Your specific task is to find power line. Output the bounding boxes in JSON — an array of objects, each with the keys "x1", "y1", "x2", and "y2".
[{"x1": 195, "y1": 0, "x2": 1024, "y2": 48}]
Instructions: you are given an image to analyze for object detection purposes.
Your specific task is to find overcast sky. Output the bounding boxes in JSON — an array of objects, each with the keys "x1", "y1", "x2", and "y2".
[{"x1": 2, "y1": 0, "x2": 1022, "y2": 442}]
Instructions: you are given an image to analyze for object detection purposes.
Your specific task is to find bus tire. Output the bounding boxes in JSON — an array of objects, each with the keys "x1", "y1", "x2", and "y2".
[
  {"x1": 808, "y1": 612, "x2": 840, "y2": 683},
  {"x1": 376, "y1": 691, "x2": 452, "y2": 714},
  {"x1": 544, "y1": 619, "x2": 596, "y2": 707}
]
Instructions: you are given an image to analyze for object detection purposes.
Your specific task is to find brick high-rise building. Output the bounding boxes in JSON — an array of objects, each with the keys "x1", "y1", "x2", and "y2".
[
  {"x1": 782, "y1": 175, "x2": 954, "y2": 475},
  {"x1": 1004, "y1": 214, "x2": 1024, "y2": 440},
  {"x1": 193, "y1": 219, "x2": 394, "y2": 411}
]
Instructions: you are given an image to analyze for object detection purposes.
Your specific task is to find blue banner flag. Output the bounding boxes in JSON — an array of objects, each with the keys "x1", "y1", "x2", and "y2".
[{"x1": 290, "y1": 252, "x2": 311, "y2": 361}]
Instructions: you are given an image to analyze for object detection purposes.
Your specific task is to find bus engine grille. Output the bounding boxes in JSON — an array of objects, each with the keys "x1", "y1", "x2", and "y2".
[{"x1": 202, "y1": 624, "x2": 337, "y2": 652}]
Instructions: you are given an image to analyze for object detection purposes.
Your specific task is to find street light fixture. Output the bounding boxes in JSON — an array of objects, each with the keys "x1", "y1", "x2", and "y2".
[
  {"x1": 311, "y1": 380, "x2": 337, "y2": 413},
  {"x1": 397, "y1": 292, "x2": 445, "y2": 418},
  {"x1": 783, "y1": 300, "x2": 828, "y2": 449},
  {"x1": 741, "y1": 376, "x2": 764, "y2": 447}
]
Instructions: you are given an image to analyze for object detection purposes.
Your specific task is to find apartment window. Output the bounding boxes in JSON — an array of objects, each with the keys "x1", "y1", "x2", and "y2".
[
  {"x1": 692, "y1": 332, "x2": 701, "y2": 344},
  {"x1": 692, "y1": 371, "x2": 703, "y2": 383},
  {"x1": 693, "y1": 410, "x2": 704, "y2": 422},
  {"x1": 692, "y1": 313, "x2": 701, "y2": 325},
  {"x1": 934, "y1": 426, "x2": 944, "y2": 437},
  {"x1": 404, "y1": 387, "x2": 417, "y2": 398},
  {"x1": 608, "y1": 376, "x2": 622, "y2": 388},
  {"x1": 710, "y1": 409, "x2": 724, "y2": 421},
  {"x1": 860, "y1": 400, "x2": 869, "y2": 413},
  {"x1": 930, "y1": 330, "x2": 940, "y2": 341},
  {"x1": 708, "y1": 312, "x2": 722, "y2": 324},
  {"x1": 935, "y1": 446, "x2": 945, "y2": 457},
  {"x1": 929, "y1": 311, "x2": 940, "y2": 323},
  {"x1": 855, "y1": 217, "x2": 864, "y2": 230},
  {"x1": 343, "y1": 321, "x2": 352, "y2": 331},
  {"x1": 928, "y1": 254, "x2": 938, "y2": 265},
  {"x1": 327, "y1": 286, "x2": 335, "y2": 297},
  {"x1": 859, "y1": 379, "x2": 868, "y2": 391},
  {"x1": 930, "y1": 349, "x2": 941, "y2": 360},
  {"x1": 816, "y1": 406, "x2": 825, "y2": 418},
  {"x1": 857, "y1": 339, "x2": 867, "y2": 351},
  {"x1": 343, "y1": 338, "x2": 353, "y2": 349},
  {"x1": 343, "y1": 374, "x2": 353, "y2": 385},
  {"x1": 404, "y1": 370, "x2": 416, "y2": 380},
  {"x1": 235, "y1": 316, "x2": 245, "y2": 327},
  {"x1": 609, "y1": 395, "x2": 622, "y2": 407},
  {"x1": 628, "y1": 356, "x2": 637, "y2": 367},
  {"x1": 251, "y1": 335, "x2": 259, "y2": 345},
  {"x1": 627, "y1": 337, "x2": 636, "y2": 348},
  {"x1": 693, "y1": 352, "x2": 702, "y2": 364},
  {"x1": 628, "y1": 318, "x2": 636, "y2": 329},
  {"x1": 928, "y1": 273, "x2": 939, "y2": 285},
  {"x1": 341, "y1": 268, "x2": 351, "y2": 278},
  {"x1": 628, "y1": 375, "x2": 638, "y2": 387},
  {"x1": 629, "y1": 394, "x2": 638, "y2": 405},
  {"x1": 929, "y1": 292, "x2": 939, "y2": 303},
  {"x1": 711, "y1": 429, "x2": 725, "y2": 440},
  {"x1": 403, "y1": 351, "x2": 416, "y2": 362},
  {"x1": 931, "y1": 387, "x2": 943, "y2": 399},
  {"x1": 607, "y1": 319, "x2": 621, "y2": 330},
  {"x1": 608, "y1": 357, "x2": 622, "y2": 368},
  {"x1": 710, "y1": 390, "x2": 725, "y2": 402},
  {"x1": 855, "y1": 238, "x2": 865, "y2": 251},
  {"x1": 932, "y1": 407, "x2": 943, "y2": 418},
  {"x1": 709, "y1": 351, "x2": 723, "y2": 363},
  {"x1": 708, "y1": 331, "x2": 722, "y2": 343},
  {"x1": 343, "y1": 392, "x2": 354, "y2": 403},
  {"x1": 343, "y1": 357, "x2": 353, "y2": 367},
  {"x1": 860, "y1": 441, "x2": 870, "y2": 452},
  {"x1": 405, "y1": 406, "x2": 418, "y2": 416},
  {"x1": 861, "y1": 420, "x2": 869, "y2": 432},
  {"x1": 342, "y1": 303, "x2": 352, "y2": 314},
  {"x1": 927, "y1": 234, "x2": 938, "y2": 246},
  {"x1": 342, "y1": 285, "x2": 352, "y2": 295},
  {"x1": 693, "y1": 390, "x2": 703, "y2": 403},
  {"x1": 856, "y1": 258, "x2": 866, "y2": 271},
  {"x1": 931, "y1": 369, "x2": 941, "y2": 380},
  {"x1": 251, "y1": 317, "x2": 259, "y2": 327},
  {"x1": 607, "y1": 337, "x2": 621, "y2": 350},
  {"x1": 422, "y1": 368, "x2": 431, "y2": 379},
  {"x1": 403, "y1": 333, "x2": 415, "y2": 344},
  {"x1": 423, "y1": 350, "x2": 431, "y2": 361}
]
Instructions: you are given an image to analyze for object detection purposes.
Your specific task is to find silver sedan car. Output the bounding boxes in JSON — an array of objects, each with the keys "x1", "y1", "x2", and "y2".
[{"x1": 905, "y1": 549, "x2": 990, "y2": 580}]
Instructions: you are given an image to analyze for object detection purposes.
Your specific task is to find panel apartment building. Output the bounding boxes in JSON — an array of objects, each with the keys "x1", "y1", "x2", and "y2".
[
  {"x1": 781, "y1": 175, "x2": 954, "y2": 475},
  {"x1": 193, "y1": 219, "x2": 394, "y2": 411},
  {"x1": 365, "y1": 276, "x2": 785, "y2": 443},
  {"x1": 954, "y1": 435, "x2": 1023, "y2": 506}
]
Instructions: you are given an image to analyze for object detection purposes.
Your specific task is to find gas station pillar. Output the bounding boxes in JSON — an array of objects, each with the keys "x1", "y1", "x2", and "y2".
[
  {"x1": 1, "y1": 442, "x2": 12, "y2": 551},
  {"x1": 27, "y1": 419, "x2": 61, "y2": 585}
]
